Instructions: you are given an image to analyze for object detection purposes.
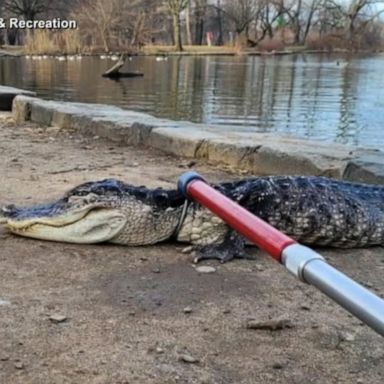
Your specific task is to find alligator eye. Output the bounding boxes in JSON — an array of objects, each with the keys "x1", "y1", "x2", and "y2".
[{"x1": 85, "y1": 194, "x2": 97, "y2": 203}]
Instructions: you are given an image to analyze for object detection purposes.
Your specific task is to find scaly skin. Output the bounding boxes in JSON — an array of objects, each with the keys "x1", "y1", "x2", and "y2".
[{"x1": 1, "y1": 176, "x2": 384, "y2": 262}]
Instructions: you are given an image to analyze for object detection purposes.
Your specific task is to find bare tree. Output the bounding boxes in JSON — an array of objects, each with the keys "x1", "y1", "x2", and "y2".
[
  {"x1": 321, "y1": 0, "x2": 384, "y2": 44},
  {"x1": 215, "y1": 0, "x2": 223, "y2": 45},
  {"x1": 193, "y1": 0, "x2": 208, "y2": 44},
  {"x1": 220, "y1": 0, "x2": 258, "y2": 46},
  {"x1": 343, "y1": 0, "x2": 384, "y2": 41},
  {"x1": 166, "y1": 0, "x2": 189, "y2": 51},
  {"x1": 283, "y1": 0, "x2": 322, "y2": 45},
  {"x1": 253, "y1": 0, "x2": 288, "y2": 44},
  {"x1": 75, "y1": 0, "x2": 122, "y2": 52},
  {"x1": 4, "y1": 0, "x2": 51, "y2": 20}
]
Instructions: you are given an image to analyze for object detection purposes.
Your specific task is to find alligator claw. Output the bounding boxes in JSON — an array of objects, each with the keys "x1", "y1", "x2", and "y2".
[{"x1": 193, "y1": 231, "x2": 251, "y2": 263}]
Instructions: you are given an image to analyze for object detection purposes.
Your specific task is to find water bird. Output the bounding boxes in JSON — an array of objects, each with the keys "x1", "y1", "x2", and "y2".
[
  {"x1": 336, "y1": 61, "x2": 348, "y2": 69},
  {"x1": 155, "y1": 55, "x2": 168, "y2": 62},
  {"x1": 110, "y1": 55, "x2": 119, "y2": 61},
  {"x1": 56, "y1": 56, "x2": 66, "y2": 61},
  {"x1": 100, "y1": 54, "x2": 108, "y2": 59}
]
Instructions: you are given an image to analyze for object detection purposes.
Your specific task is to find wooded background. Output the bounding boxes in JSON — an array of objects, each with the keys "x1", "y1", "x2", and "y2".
[{"x1": 1, "y1": 0, "x2": 383, "y2": 52}]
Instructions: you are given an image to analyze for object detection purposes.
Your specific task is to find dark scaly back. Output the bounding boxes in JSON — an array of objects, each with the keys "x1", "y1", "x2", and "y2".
[{"x1": 215, "y1": 176, "x2": 384, "y2": 247}]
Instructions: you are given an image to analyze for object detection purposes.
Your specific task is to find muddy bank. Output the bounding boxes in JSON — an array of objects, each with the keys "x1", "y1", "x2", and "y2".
[{"x1": 0, "y1": 113, "x2": 383, "y2": 383}]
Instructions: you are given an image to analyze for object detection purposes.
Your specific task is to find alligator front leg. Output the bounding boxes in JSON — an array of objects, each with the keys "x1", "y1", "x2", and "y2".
[{"x1": 193, "y1": 231, "x2": 252, "y2": 263}]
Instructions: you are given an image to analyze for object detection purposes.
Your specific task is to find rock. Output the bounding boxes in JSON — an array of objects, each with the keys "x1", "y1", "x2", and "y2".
[
  {"x1": 195, "y1": 266, "x2": 216, "y2": 274},
  {"x1": 14, "y1": 361, "x2": 24, "y2": 370},
  {"x1": 179, "y1": 354, "x2": 199, "y2": 364},
  {"x1": 344, "y1": 154, "x2": 384, "y2": 184},
  {"x1": 183, "y1": 306, "x2": 193, "y2": 314},
  {"x1": 342, "y1": 332, "x2": 356, "y2": 342},
  {"x1": 0, "y1": 299, "x2": 10, "y2": 306},
  {"x1": 49, "y1": 314, "x2": 67, "y2": 323},
  {"x1": 152, "y1": 267, "x2": 161, "y2": 274},
  {"x1": 181, "y1": 246, "x2": 193, "y2": 254},
  {"x1": 0, "y1": 356, "x2": 10, "y2": 361},
  {"x1": 246, "y1": 318, "x2": 293, "y2": 331}
]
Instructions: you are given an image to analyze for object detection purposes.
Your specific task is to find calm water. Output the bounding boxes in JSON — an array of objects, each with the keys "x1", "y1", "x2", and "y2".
[{"x1": 1, "y1": 54, "x2": 384, "y2": 149}]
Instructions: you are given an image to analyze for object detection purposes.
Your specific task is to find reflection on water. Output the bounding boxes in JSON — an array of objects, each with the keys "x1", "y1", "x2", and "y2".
[{"x1": 1, "y1": 54, "x2": 384, "y2": 148}]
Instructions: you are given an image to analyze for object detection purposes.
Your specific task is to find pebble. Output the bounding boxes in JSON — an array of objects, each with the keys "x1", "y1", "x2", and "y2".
[
  {"x1": 14, "y1": 361, "x2": 24, "y2": 370},
  {"x1": 181, "y1": 246, "x2": 193, "y2": 254},
  {"x1": 246, "y1": 318, "x2": 293, "y2": 331},
  {"x1": 342, "y1": 332, "x2": 356, "y2": 342},
  {"x1": 49, "y1": 314, "x2": 67, "y2": 323},
  {"x1": 179, "y1": 354, "x2": 199, "y2": 364},
  {"x1": 195, "y1": 266, "x2": 216, "y2": 274}
]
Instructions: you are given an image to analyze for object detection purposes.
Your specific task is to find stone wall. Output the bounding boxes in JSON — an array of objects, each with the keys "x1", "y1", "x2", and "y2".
[{"x1": 12, "y1": 94, "x2": 384, "y2": 184}]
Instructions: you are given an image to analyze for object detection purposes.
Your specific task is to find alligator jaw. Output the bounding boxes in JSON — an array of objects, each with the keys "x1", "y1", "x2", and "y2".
[{"x1": 5, "y1": 209, "x2": 127, "y2": 244}]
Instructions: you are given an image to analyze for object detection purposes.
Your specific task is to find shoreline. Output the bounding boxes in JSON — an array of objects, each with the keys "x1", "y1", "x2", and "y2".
[
  {"x1": 1, "y1": 45, "x2": 383, "y2": 57},
  {"x1": 4, "y1": 86, "x2": 383, "y2": 184}
]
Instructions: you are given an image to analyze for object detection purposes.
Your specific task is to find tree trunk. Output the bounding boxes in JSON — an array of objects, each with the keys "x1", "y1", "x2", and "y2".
[
  {"x1": 186, "y1": 2, "x2": 192, "y2": 45},
  {"x1": 194, "y1": 10, "x2": 204, "y2": 45},
  {"x1": 216, "y1": 0, "x2": 223, "y2": 45},
  {"x1": 173, "y1": 12, "x2": 183, "y2": 51}
]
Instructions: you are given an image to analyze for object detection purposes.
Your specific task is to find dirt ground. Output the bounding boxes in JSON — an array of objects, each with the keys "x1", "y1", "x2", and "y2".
[{"x1": 0, "y1": 112, "x2": 383, "y2": 384}]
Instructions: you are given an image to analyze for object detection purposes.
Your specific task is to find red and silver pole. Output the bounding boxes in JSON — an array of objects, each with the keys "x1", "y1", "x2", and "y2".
[{"x1": 178, "y1": 172, "x2": 384, "y2": 336}]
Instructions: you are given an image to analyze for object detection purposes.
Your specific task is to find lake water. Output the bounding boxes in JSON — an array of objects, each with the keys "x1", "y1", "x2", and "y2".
[{"x1": 1, "y1": 54, "x2": 384, "y2": 149}]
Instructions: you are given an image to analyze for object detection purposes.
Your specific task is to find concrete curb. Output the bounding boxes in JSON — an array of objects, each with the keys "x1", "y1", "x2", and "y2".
[{"x1": 11, "y1": 94, "x2": 384, "y2": 184}]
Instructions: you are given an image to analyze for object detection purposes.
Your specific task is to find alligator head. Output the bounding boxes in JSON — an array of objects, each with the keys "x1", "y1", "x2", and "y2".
[{"x1": 0, "y1": 179, "x2": 185, "y2": 245}]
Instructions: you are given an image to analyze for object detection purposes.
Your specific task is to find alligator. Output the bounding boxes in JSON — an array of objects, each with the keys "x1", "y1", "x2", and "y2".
[{"x1": 1, "y1": 176, "x2": 384, "y2": 262}]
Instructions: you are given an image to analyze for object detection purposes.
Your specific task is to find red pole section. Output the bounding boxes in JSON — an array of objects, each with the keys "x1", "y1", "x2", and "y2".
[{"x1": 184, "y1": 177, "x2": 296, "y2": 262}]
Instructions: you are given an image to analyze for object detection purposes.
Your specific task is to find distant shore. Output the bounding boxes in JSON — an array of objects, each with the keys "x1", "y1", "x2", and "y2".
[{"x1": 1, "y1": 44, "x2": 383, "y2": 58}]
